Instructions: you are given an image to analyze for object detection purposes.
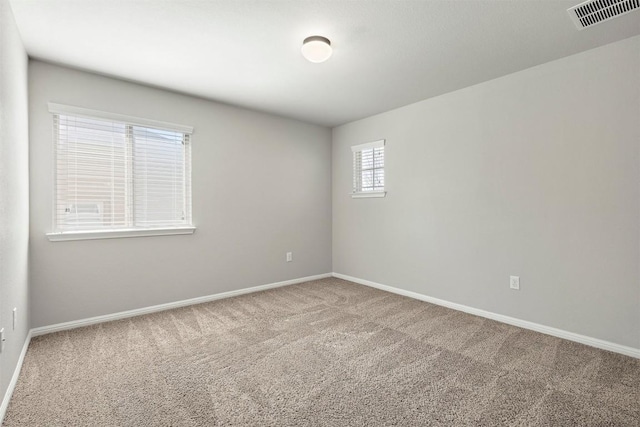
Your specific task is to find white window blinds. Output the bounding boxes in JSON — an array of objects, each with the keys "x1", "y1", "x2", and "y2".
[
  {"x1": 131, "y1": 126, "x2": 191, "y2": 228},
  {"x1": 52, "y1": 107, "x2": 192, "y2": 233},
  {"x1": 352, "y1": 139, "x2": 385, "y2": 196}
]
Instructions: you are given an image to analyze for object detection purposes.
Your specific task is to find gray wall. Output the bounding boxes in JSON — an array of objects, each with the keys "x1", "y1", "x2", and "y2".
[
  {"x1": 0, "y1": 0, "x2": 30, "y2": 403},
  {"x1": 29, "y1": 61, "x2": 332, "y2": 328},
  {"x1": 333, "y1": 36, "x2": 640, "y2": 349}
]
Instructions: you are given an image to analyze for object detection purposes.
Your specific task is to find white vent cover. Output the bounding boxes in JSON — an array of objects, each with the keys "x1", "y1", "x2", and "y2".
[{"x1": 568, "y1": 0, "x2": 639, "y2": 29}]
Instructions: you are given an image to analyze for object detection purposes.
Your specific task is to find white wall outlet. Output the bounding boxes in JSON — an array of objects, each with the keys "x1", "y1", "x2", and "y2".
[
  {"x1": 0, "y1": 328, "x2": 4, "y2": 353},
  {"x1": 510, "y1": 276, "x2": 520, "y2": 290},
  {"x1": 286, "y1": 252, "x2": 292, "y2": 262},
  {"x1": 13, "y1": 307, "x2": 17, "y2": 330}
]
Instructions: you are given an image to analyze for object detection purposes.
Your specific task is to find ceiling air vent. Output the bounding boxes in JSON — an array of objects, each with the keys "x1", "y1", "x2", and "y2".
[{"x1": 568, "y1": 0, "x2": 639, "y2": 29}]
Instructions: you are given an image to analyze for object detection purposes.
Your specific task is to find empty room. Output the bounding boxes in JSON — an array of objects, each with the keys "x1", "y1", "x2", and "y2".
[{"x1": 1, "y1": 0, "x2": 639, "y2": 425}]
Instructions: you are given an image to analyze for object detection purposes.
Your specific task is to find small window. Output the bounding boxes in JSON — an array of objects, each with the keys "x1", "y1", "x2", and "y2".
[
  {"x1": 47, "y1": 104, "x2": 194, "y2": 240},
  {"x1": 352, "y1": 139, "x2": 386, "y2": 198}
]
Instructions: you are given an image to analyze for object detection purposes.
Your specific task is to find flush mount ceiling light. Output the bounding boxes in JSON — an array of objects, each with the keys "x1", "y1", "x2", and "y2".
[{"x1": 301, "y1": 36, "x2": 332, "y2": 63}]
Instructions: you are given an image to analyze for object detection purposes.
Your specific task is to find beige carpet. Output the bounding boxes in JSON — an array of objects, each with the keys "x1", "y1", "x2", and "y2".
[{"x1": 4, "y1": 278, "x2": 639, "y2": 426}]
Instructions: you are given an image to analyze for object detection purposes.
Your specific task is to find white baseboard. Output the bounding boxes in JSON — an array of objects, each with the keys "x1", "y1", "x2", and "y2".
[
  {"x1": 332, "y1": 272, "x2": 640, "y2": 359},
  {"x1": 32, "y1": 273, "x2": 332, "y2": 337},
  {"x1": 0, "y1": 330, "x2": 32, "y2": 424}
]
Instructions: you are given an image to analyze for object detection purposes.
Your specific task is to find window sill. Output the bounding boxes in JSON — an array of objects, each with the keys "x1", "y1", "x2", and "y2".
[
  {"x1": 351, "y1": 191, "x2": 386, "y2": 198},
  {"x1": 46, "y1": 226, "x2": 196, "y2": 242}
]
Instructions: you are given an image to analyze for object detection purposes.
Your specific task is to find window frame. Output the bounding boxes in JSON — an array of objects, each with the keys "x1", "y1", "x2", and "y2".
[
  {"x1": 351, "y1": 139, "x2": 386, "y2": 198},
  {"x1": 46, "y1": 103, "x2": 195, "y2": 241}
]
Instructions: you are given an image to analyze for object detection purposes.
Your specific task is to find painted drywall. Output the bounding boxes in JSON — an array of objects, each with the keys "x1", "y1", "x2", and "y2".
[
  {"x1": 29, "y1": 61, "x2": 332, "y2": 327},
  {"x1": 0, "y1": 0, "x2": 30, "y2": 405},
  {"x1": 333, "y1": 36, "x2": 640, "y2": 349}
]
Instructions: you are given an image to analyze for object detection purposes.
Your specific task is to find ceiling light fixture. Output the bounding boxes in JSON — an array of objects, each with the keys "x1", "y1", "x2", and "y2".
[{"x1": 301, "y1": 36, "x2": 332, "y2": 63}]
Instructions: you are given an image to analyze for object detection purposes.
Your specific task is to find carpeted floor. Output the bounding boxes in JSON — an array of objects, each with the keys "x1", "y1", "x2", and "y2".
[{"x1": 4, "y1": 277, "x2": 639, "y2": 426}]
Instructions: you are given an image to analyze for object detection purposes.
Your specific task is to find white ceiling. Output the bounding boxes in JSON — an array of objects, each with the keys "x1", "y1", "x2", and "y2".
[{"x1": 9, "y1": 0, "x2": 640, "y2": 127}]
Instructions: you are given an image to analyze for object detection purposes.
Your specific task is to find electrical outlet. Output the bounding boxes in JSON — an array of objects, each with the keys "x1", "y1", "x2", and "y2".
[
  {"x1": 0, "y1": 328, "x2": 4, "y2": 353},
  {"x1": 286, "y1": 252, "x2": 292, "y2": 262},
  {"x1": 13, "y1": 307, "x2": 17, "y2": 330},
  {"x1": 510, "y1": 276, "x2": 520, "y2": 290}
]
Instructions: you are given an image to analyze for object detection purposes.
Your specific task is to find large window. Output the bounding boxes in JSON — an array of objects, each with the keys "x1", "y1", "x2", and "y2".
[
  {"x1": 352, "y1": 139, "x2": 386, "y2": 198},
  {"x1": 47, "y1": 104, "x2": 194, "y2": 240}
]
